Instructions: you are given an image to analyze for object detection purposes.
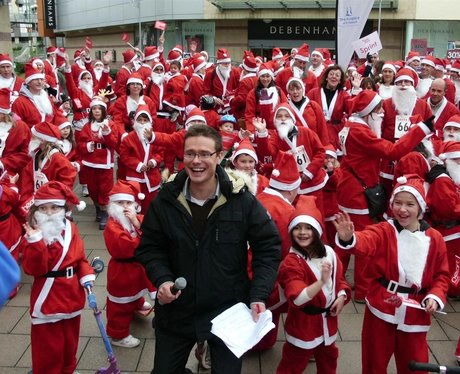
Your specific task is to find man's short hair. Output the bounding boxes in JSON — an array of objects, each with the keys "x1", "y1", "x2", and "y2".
[{"x1": 185, "y1": 125, "x2": 223, "y2": 153}]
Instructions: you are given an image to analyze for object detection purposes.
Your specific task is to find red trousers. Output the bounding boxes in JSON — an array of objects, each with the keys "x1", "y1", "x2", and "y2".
[
  {"x1": 106, "y1": 297, "x2": 145, "y2": 339},
  {"x1": 276, "y1": 341, "x2": 338, "y2": 374},
  {"x1": 362, "y1": 307, "x2": 429, "y2": 374},
  {"x1": 84, "y1": 166, "x2": 114, "y2": 206},
  {"x1": 31, "y1": 316, "x2": 81, "y2": 374},
  {"x1": 139, "y1": 184, "x2": 159, "y2": 214},
  {"x1": 446, "y1": 238, "x2": 460, "y2": 297}
]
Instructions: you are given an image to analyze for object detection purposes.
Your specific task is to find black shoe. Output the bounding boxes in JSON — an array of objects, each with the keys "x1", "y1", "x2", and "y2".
[
  {"x1": 95, "y1": 205, "x2": 101, "y2": 222},
  {"x1": 99, "y1": 211, "x2": 108, "y2": 230}
]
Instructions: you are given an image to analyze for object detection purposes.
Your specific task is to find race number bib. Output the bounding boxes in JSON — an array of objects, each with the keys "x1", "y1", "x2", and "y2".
[
  {"x1": 338, "y1": 127, "x2": 350, "y2": 156},
  {"x1": 293, "y1": 146, "x2": 310, "y2": 173},
  {"x1": 394, "y1": 115, "x2": 411, "y2": 139},
  {"x1": 34, "y1": 171, "x2": 49, "y2": 191}
]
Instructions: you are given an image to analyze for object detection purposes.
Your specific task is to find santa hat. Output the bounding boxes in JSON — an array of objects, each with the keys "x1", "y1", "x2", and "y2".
[
  {"x1": 294, "y1": 43, "x2": 310, "y2": 62},
  {"x1": 55, "y1": 47, "x2": 66, "y2": 68},
  {"x1": 390, "y1": 174, "x2": 427, "y2": 214},
  {"x1": 0, "y1": 88, "x2": 11, "y2": 114},
  {"x1": 34, "y1": 181, "x2": 86, "y2": 211},
  {"x1": 78, "y1": 70, "x2": 91, "y2": 82},
  {"x1": 73, "y1": 50, "x2": 81, "y2": 61},
  {"x1": 216, "y1": 48, "x2": 231, "y2": 64},
  {"x1": 54, "y1": 115, "x2": 72, "y2": 130},
  {"x1": 46, "y1": 46, "x2": 57, "y2": 55},
  {"x1": 439, "y1": 141, "x2": 460, "y2": 160},
  {"x1": 109, "y1": 180, "x2": 145, "y2": 205},
  {"x1": 450, "y1": 60, "x2": 460, "y2": 74},
  {"x1": 144, "y1": 46, "x2": 159, "y2": 61},
  {"x1": 269, "y1": 151, "x2": 301, "y2": 191},
  {"x1": 172, "y1": 45, "x2": 184, "y2": 54},
  {"x1": 123, "y1": 49, "x2": 137, "y2": 64},
  {"x1": 163, "y1": 93, "x2": 185, "y2": 112},
  {"x1": 90, "y1": 96, "x2": 107, "y2": 109},
  {"x1": 167, "y1": 49, "x2": 182, "y2": 62},
  {"x1": 382, "y1": 61, "x2": 397, "y2": 74},
  {"x1": 311, "y1": 48, "x2": 325, "y2": 60},
  {"x1": 322, "y1": 48, "x2": 331, "y2": 61},
  {"x1": 31, "y1": 121, "x2": 62, "y2": 144},
  {"x1": 351, "y1": 90, "x2": 382, "y2": 117},
  {"x1": 394, "y1": 60, "x2": 405, "y2": 71},
  {"x1": 24, "y1": 63, "x2": 45, "y2": 84},
  {"x1": 242, "y1": 55, "x2": 258, "y2": 73},
  {"x1": 0, "y1": 54, "x2": 13, "y2": 67},
  {"x1": 288, "y1": 195, "x2": 324, "y2": 236},
  {"x1": 255, "y1": 55, "x2": 264, "y2": 65},
  {"x1": 152, "y1": 61, "x2": 164, "y2": 72},
  {"x1": 257, "y1": 63, "x2": 274, "y2": 78},
  {"x1": 421, "y1": 55, "x2": 436, "y2": 68},
  {"x1": 127, "y1": 72, "x2": 144, "y2": 86},
  {"x1": 435, "y1": 58, "x2": 446, "y2": 72},
  {"x1": 231, "y1": 138, "x2": 258, "y2": 164},
  {"x1": 274, "y1": 103, "x2": 296, "y2": 122},
  {"x1": 272, "y1": 48, "x2": 283, "y2": 60},
  {"x1": 185, "y1": 107, "x2": 206, "y2": 127},
  {"x1": 93, "y1": 60, "x2": 104, "y2": 68},
  {"x1": 347, "y1": 64, "x2": 357, "y2": 72},
  {"x1": 324, "y1": 144, "x2": 337, "y2": 159},
  {"x1": 394, "y1": 67, "x2": 418, "y2": 87},
  {"x1": 134, "y1": 104, "x2": 152, "y2": 122},
  {"x1": 190, "y1": 54, "x2": 207, "y2": 73},
  {"x1": 286, "y1": 77, "x2": 305, "y2": 95},
  {"x1": 406, "y1": 51, "x2": 420, "y2": 64},
  {"x1": 31, "y1": 58, "x2": 44, "y2": 70},
  {"x1": 443, "y1": 115, "x2": 460, "y2": 130}
]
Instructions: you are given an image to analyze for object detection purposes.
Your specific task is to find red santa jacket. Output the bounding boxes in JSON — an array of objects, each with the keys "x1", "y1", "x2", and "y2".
[
  {"x1": 0, "y1": 119, "x2": 31, "y2": 174},
  {"x1": 114, "y1": 65, "x2": 132, "y2": 98},
  {"x1": 144, "y1": 79, "x2": 164, "y2": 112},
  {"x1": 0, "y1": 182, "x2": 22, "y2": 257},
  {"x1": 186, "y1": 73, "x2": 205, "y2": 107},
  {"x1": 22, "y1": 219, "x2": 95, "y2": 324},
  {"x1": 307, "y1": 87, "x2": 351, "y2": 126},
  {"x1": 137, "y1": 64, "x2": 152, "y2": 82},
  {"x1": 104, "y1": 216, "x2": 155, "y2": 302},
  {"x1": 119, "y1": 131, "x2": 163, "y2": 192},
  {"x1": 279, "y1": 246, "x2": 351, "y2": 348},
  {"x1": 428, "y1": 97, "x2": 460, "y2": 139},
  {"x1": 203, "y1": 66, "x2": 240, "y2": 99},
  {"x1": 231, "y1": 74, "x2": 258, "y2": 120},
  {"x1": 323, "y1": 168, "x2": 342, "y2": 221},
  {"x1": 1, "y1": 74, "x2": 24, "y2": 101},
  {"x1": 204, "y1": 109, "x2": 220, "y2": 129},
  {"x1": 164, "y1": 73, "x2": 188, "y2": 108},
  {"x1": 275, "y1": 67, "x2": 318, "y2": 97},
  {"x1": 336, "y1": 219, "x2": 449, "y2": 332}
]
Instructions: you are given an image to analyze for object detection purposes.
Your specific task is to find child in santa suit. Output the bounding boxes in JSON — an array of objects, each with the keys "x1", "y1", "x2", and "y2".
[
  {"x1": 54, "y1": 116, "x2": 80, "y2": 171},
  {"x1": 22, "y1": 181, "x2": 94, "y2": 374},
  {"x1": 118, "y1": 105, "x2": 163, "y2": 213},
  {"x1": 78, "y1": 97, "x2": 118, "y2": 229},
  {"x1": 218, "y1": 114, "x2": 240, "y2": 153},
  {"x1": 276, "y1": 195, "x2": 350, "y2": 374},
  {"x1": 164, "y1": 60, "x2": 187, "y2": 111},
  {"x1": 334, "y1": 174, "x2": 450, "y2": 374},
  {"x1": 104, "y1": 180, "x2": 155, "y2": 348}
]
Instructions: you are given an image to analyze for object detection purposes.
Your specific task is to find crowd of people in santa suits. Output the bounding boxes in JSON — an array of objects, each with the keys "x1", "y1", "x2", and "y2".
[{"x1": 0, "y1": 34, "x2": 460, "y2": 373}]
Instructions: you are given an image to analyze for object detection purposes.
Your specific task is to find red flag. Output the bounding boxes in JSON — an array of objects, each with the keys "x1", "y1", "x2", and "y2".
[
  {"x1": 154, "y1": 20, "x2": 167, "y2": 31},
  {"x1": 85, "y1": 36, "x2": 93, "y2": 49},
  {"x1": 121, "y1": 33, "x2": 129, "y2": 43}
]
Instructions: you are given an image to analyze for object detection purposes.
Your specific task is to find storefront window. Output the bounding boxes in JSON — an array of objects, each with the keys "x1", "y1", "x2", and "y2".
[
  {"x1": 413, "y1": 21, "x2": 460, "y2": 57},
  {"x1": 181, "y1": 21, "x2": 215, "y2": 58}
]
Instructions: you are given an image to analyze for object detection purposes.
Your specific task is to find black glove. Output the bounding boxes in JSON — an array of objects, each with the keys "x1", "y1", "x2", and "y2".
[
  {"x1": 363, "y1": 64, "x2": 372, "y2": 78},
  {"x1": 423, "y1": 115, "x2": 435, "y2": 133},
  {"x1": 259, "y1": 88, "x2": 274, "y2": 101},
  {"x1": 366, "y1": 53, "x2": 373, "y2": 63}
]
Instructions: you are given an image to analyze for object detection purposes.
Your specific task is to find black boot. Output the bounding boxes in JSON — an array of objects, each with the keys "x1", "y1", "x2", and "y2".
[
  {"x1": 95, "y1": 205, "x2": 101, "y2": 222},
  {"x1": 99, "y1": 210, "x2": 108, "y2": 230}
]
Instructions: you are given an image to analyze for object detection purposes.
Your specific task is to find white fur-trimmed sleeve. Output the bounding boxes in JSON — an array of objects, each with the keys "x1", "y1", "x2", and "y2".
[
  {"x1": 136, "y1": 162, "x2": 144, "y2": 173},
  {"x1": 79, "y1": 274, "x2": 96, "y2": 286},
  {"x1": 335, "y1": 233, "x2": 357, "y2": 249},
  {"x1": 26, "y1": 231, "x2": 43, "y2": 243},
  {"x1": 293, "y1": 287, "x2": 312, "y2": 306},
  {"x1": 421, "y1": 294, "x2": 444, "y2": 311}
]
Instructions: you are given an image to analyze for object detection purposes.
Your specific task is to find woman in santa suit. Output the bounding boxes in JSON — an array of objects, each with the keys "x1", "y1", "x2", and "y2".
[
  {"x1": 286, "y1": 77, "x2": 329, "y2": 146},
  {"x1": 307, "y1": 65, "x2": 352, "y2": 151},
  {"x1": 245, "y1": 63, "x2": 287, "y2": 133},
  {"x1": 334, "y1": 175, "x2": 450, "y2": 374},
  {"x1": 378, "y1": 62, "x2": 396, "y2": 100}
]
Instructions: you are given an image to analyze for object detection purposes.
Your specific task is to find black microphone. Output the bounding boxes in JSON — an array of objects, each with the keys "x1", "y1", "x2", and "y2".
[{"x1": 171, "y1": 277, "x2": 187, "y2": 295}]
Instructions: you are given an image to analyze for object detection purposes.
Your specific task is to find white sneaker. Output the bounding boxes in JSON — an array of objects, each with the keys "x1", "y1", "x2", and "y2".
[{"x1": 112, "y1": 334, "x2": 140, "y2": 348}]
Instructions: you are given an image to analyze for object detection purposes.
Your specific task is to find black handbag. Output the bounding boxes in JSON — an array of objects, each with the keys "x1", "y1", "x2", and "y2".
[{"x1": 349, "y1": 169, "x2": 388, "y2": 219}]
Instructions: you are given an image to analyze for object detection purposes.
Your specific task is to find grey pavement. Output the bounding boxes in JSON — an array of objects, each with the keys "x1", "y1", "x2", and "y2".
[{"x1": 1, "y1": 196, "x2": 460, "y2": 373}]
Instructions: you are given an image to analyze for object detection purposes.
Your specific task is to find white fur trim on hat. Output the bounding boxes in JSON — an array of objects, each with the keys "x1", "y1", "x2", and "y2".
[
  {"x1": 109, "y1": 193, "x2": 135, "y2": 202},
  {"x1": 135, "y1": 110, "x2": 152, "y2": 122},
  {"x1": 356, "y1": 94, "x2": 382, "y2": 117},
  {"x1": 269, "y1": 175, "x2": 301, "y2": 191},
  {"x1": 0, "y1": 107, "x2": 11, "y2": 115},
  {"x1": 185, "y1": 115, "x2": 206, "y2": 125},
  {"x1": 406, "y1": 56, "x2": 421, "y2": 64},
  {"x1": 294, "y1": 54, "x2": 309, "y2": 62},
  {"x1": 231, "y1": 148, "x2": 258, "y2": 165},
  {"x1": 58, "y1": 121, "x2": 72, "y2": 130},
  {"x1": 288, "y1": 215, "x2": 323, "y2": 236},
  {"x1": 394, "y1": 74, "x2": 414, "y2": 84},
  {"x1": 216, "y1": 58, "x2": 231, "y2": 64},
  {"x1": 325, "y1": 149, "x2": 337, "y2": 158},
  {"x1": 31, "y1": 126, "x2": 59, "y2": 144},
  {"x1": 440, "y1": 151, "x2": 460, "y2": 160},
  {"x1": 0, "y1": 59, "x2": 12, "y2": 66},
  {"x1": 194, "y1": 60, "x2": 207, "y2": 73},
  {"x1": 286, "y1": 77, "x2": 305, "y2": 93},
  {"x1": 34, "y1": 199, "x2": 65, "y2": 206},
  {"x1": 443, "y1": 121, "x2": 460, "y2": 130},
  {"x1": 242, "y1": 61, "x2": 258, "y2": 73},
  {"x1": 382, "y1": 63, "x2": 396, "y2": 74},
  {"x1": 391, "y1": 184, "x2": 426, "y2": 213},
  {"x1": 274, "y1": 105, "x2": 296, "y2": 122},
  {"x1": 257, "y1": 68, "x2": 274, "y2": 78},
  {"x1": 90, "y1": 98, "x2": 107, "y2": 108},
  {"x1": 25, "y1": 73, "x2": 45, "y2": 85},
  {"x1": 421, "y1": 58, "x2": 435, "y2": 68},
  {"x1": 311, "y1": 50, "x2": 324, "y2": 60},
  {"x1": 127, "y1": 77, "x2": 143, "y2": 86}
]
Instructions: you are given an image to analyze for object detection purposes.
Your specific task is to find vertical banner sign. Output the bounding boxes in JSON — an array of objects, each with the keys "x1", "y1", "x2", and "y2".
[
  {"x1": 336, "y1": 0, "x2": 374, "y2": 70},
  {"x1": 44, "y1": 0, "x2": 56, "y2": 29}
]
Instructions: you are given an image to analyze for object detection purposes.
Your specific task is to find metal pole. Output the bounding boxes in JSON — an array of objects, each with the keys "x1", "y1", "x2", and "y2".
[
  {"x1": 378, "y1": 0, "x2": 382, "y2": 36},
  {"x1": 138, "y1": 0, "x2": 142, "y2": 49}
]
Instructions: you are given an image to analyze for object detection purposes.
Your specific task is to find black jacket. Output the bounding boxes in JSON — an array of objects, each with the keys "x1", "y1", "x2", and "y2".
[{"x1": 135, "y1": 166, "x2": 281, "y2": 339}]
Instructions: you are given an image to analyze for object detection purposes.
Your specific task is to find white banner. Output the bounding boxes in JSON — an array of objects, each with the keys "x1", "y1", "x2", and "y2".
[
  {"x1": 337, "y1": 0, "x2": 374, "y2": 70},
  {"x1": 352, "y1": 31, "x2": 383, "y2": 58}
]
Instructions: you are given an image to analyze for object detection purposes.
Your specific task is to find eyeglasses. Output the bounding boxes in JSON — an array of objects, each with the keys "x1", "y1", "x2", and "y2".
[{"x1": 184, "y1": 151, "x2": 217, "y2": 160}]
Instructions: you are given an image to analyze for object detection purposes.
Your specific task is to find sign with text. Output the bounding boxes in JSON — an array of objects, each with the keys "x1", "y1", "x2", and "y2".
[
  {"x1": 154, "y1": 21, "x2": 167, "y2": 31},
  {"x1": 446, "y1": 49, "x2": 460, "y2": 59},
  {"x1": 352, "y1": 31, "x2": 383, "y2": 58},
  {"x1": 44, "y1": 0, "x2": 56, "y2": 29},
  {"x1": 410, "y1": 39, "x2": 427, "y2": 55}
]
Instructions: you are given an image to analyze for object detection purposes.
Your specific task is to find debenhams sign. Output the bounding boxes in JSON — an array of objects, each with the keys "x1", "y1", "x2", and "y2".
[{"x1": 44, "y1": 0, "x2": 56, "y2": 29}]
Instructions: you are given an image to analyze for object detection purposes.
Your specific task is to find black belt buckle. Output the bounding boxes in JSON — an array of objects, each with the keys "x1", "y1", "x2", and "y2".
[
  {"x1": 65, "y1": 266, "x2": 74, "y2": 279},
  {"x1": 386, "y1": 280, "x2": 399, "y2": 294},
  {"x1": 96, "y1": 143, "x2": 103, "y2": 149}
]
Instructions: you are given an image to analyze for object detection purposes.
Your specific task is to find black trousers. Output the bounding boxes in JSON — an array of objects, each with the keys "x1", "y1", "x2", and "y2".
[{"x1": 151, "y1": 327, "x2": 243, "y2": 374}]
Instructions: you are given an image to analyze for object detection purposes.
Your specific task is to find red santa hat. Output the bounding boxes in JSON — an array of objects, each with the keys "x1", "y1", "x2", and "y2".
[
  {"x1": 288, "y1": 195, "x2": 324, "y2": 236},
  {"x1": 0, "y1": 54, "x2": 13, "y2": 67},
  {"x1": 0, "y1": 88, "x2": 11, "y2": 114},
  {"x1": 127, "y1": 72, "x2": 144, "y2": 86},
  {"x1": 231, "y1": 138, "x2": 258, "y2": 165},
  {"x1": 90, "y1": 96, "x2": 107, "y2": 109},
  {"x1": 394, "y1": 67, "x2": 419, "y2": 87},
  {"x1": 405, "y1": 51, "x2": 420, "y2": 64},
  {"x1": 167, "y1": 49, "x2": 182, "y2": 62},
  {"x1": 351, "y1": 90, "x2": 382, "y2": 117},
  {"x1": 123, "y1": 49, "x2": 137, "y2": 64},
  {"x1": 134, "y1": 104, "x2": 152, "y2": 122},
  {"x1": 78, "y1": 70, "x2": 92, "y2": 82},
  {"x1": 190, "y1": 54, "x2": 207, "y2": 73},
  {"x1": 390, "y1": 174, "x2": 427, "y2": 214},
  {"x1": 152, "y1": 61, "x2": 164, "y2": 72},
  {"x1": 272, "y1": 48, "x2": 283, "y2": 60},
  {"x1": 73, "y1": 50, "x2": 81, "y2": 61},
  {"x1": 46, "y1": 46, "x2": 57, "y2": 55},
  {"x1": 394, "y1": 60, "x2": 405, "y2": 71},
  {"x1": 55, "y1": 47, "x2": 66, "y2": 68},
  {"x1": 93, "y1": 60, "x2": 104, "y2": 69},
  {"x1": 269, "y1": 151, "x2": 301, "y2": 191},
  {"x1": 439, "y1": 141, "x2": 460, "y2": 160},
  {"x1": 163, "y1": 93, "x2": 185, "y2": 112},
  {"x1": 347, "y1": 64, "x2": 357, "y2": 72},
  {"x1": 24, "y1": 62, "x2": 45, "y2": 84},
  {"x1": 311, "y1": 48, "x2": 325, "y2": 60},
  {"x1": 172, "y1": 44, "x2": 184, "y2": 54},
  {"x1": 450, "y1": 60, "x2": 460, "y2": 74},
  {"x1": 34, "y1": 181, "x2": 86, "y2": 211},
  {"x1": 322, "y1": 48, "x2": 331, "y2": 61},
  {"x1": 257, "y1": 63, "x2": 274, "y2": 78},
  {"x1": 242, "y1": 55, "x2": 258, "y2": 73},
  {"x1": 109, "y1": 180, "x2": 145, "y2": 205},
  {"x1": 294, "y1": 43, "x2": 310, "y2": 62},
  {"x1": 216, "y1": 48, "x2": 231, "y2": 64},
  {"x1": 286, "y1": 77, "x2": 305, "y2": 95},
  {"x1": 144, "y1": 46, "x2": 159, "y2": 61},
  {"x1": 324, "y1": 144, "x2": 337, "y2": 159},
  {"x1": 382, "y1": 61, "x2": 397, "y2": 74},
  {"x1": 443, "y1": 115, "x2": 460, "y2": 130},
  {"x1": 31, "y1": 58, "x2": 44, "y2": 70},
  {"x1": 255, "y1": 55, "x2": 264, "y2": 65},
  {"x1": 54, "y1": 115, "x2": 71, "y2": 130},
  {"x1": 434, "y1": 58, "x2": 446, "y2": 72},
  {"x1": 274, "y1": 103, "x2": 296, "y2": 122},
  {"x1": 421, "y1": 55, "x2": 436, "y2": 68},
  {"x1": 31, "y1": 121, "x2": 62, "y2": 144},
  {"x1": 185, "y1": 107, "x2": 206, "y2": 127}
]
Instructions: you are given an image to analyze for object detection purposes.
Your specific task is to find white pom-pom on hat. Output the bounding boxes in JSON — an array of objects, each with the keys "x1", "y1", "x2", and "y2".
[
  {"x1": 272, "y1": 169, "x2": 280, "y2": 177},
  {"x1": 138, "y1": 193, "x2": 145, "y2": 201},
  {"x1": 76, "y1": 201, "x2": 86, "y2": 211},
  {"x1": 439, "y1": 153, "x2": 447, "y2": 160},
  {"x1": 233, "y1": 142, "x2": 240, "y2": 149},
  {"x1": 396, "y1": 176, "x2": 407, "y2": 184}
]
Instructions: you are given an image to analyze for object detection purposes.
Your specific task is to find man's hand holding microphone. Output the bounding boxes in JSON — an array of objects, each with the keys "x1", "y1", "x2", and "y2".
[{"x1": 157, "y1": 277, "x2": 187, "y2": 305}]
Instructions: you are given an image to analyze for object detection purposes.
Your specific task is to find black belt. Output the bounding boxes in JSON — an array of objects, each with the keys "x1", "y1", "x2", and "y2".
[
  {"x1": 95, "y1": 143, "x2": 107, "y2": 149},
  {"x1": 0, "y1": 212, "x2": 11, "y2": 221},
  {"x1": 378, "y1": 277, "x2": 426, "y2": 294},
  {"x1": 431, "y1": 220, "x2": 460, "y2": 229},
  {"x1": 114, "y1": 257, "x2": 137, "y2": 263},
  {"x1": 43, "y1": 266, "x2": 75, "y2": 278},
  {"x1": 302, "y1": 304, "x2": 331, "y2": 315}
]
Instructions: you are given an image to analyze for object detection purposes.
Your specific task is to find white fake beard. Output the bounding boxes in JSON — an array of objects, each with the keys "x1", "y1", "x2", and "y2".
[
  {"x1": 94, "y1": 68, "x2": 103, "y2": 81},
  {"x1": 444, "y1": 131, "x2": 460, "y2": 142},
  {"x1": 79, "y1": 80, "x2": 94, "y2": 98},
  {"x1": 107, "y1": 202, "x2": 136, "y2": 232},
  {"x1": 218, "y1": 66, "x2": 231, "y2": 80},
  {"x1": 152, "y1": 73, "x2": 165, "y2": 85},
  {"x1": 292, "y1": 66, "x2": 304, "y2": 79},
  {"x1": 275, "y1": 119, "x2": 294, "y2": 139},
  {"x1": 32, "y1": 91, "x2": 53, "y2": 115},
  {"x1": 34, "y1": 210, "x2": 66, "y2": 245},
  {"x1": 446, "y1": 159, "x2": 460, "y2": 186},
  {"x1": 367, "y1": 113, "x2": 383, "y2": 138},
  {"x1": 0, "y1": 121, "x2": 12, "y2": 137},
  {"x1": 393, "y1": 85, "x2": 417, "y2": 115},
  {"x1": 28, "y1": 138, "x2": 42, "y2": 156},
  {"x1": 133, "y1": 121, "x2": 152, "y2": 142}
]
